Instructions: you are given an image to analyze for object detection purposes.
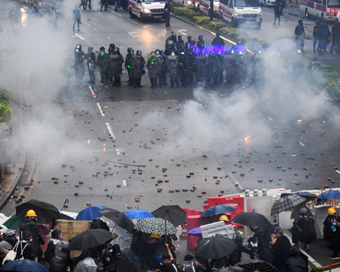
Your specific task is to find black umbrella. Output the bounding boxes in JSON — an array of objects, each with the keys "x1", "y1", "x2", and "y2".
[
  {"x1": 195, "y1": 235, "x2": 237, "y2": 259},
  {"x1": 68, "y1": 229, "x2": 113, "y2": 250},
  {"x1": 100, "y1": 260, "x2": 136, "y2": 272},
  {"x1": 16, "y1": 199, "x2": 60, "y2": 224},
  {"x1": 281, "y1": 192, "x2": 318, "y2": 202},
  {"x1": 235, "y1": 259, "x2": 279, "y2": 272},
  {"x1": 233, "y1": 212, "x2": 272, "y2": 228},
  {"x1": 152, "y1": 205, "x2": 187, "y2": 227},
  {"x1": 99, "y1": 208, "x2": 134, "y2": 233}
]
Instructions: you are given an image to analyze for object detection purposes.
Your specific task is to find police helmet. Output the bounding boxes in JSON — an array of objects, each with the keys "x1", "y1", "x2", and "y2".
[
  {"x1": 216, "y1": 32, "x2": 221, "y2": 37},
  {"x1": 136, "y1": 50, "x2": 142, "y2": 56},
  {"x1": 299, "y1": 207, "x2": 308, "y2": 215},
  {"x1": 88, "y1": 46, "x2": 93, "y2": 53},
  {"x1": 187, "y1": 36, "x2": 192, "y2": 41},
  {"x1": 51, "y1": 229, "x2": 61, "y2": 239},
  {"x1": 127, "y1": 47, "x2": 134, "y2": 54},
  {"x1": 178, "y1": 35, "x2": 183, "y2": 41},
  {"x1": 109, "y1": 43, "x2": 115, "y2": 49},
  {"x1": 100, "y1": 46, "x2": 105, "y2": 52},
  {"x1": 198, "y1": 35, "x2": 203, "y2": 41},
  {"x1": 75, "y1": 44, "x2": 82, "y2": 51},
  {"x1": 113, "y1": 47, "x2": 120, "y2": 54},
  {"x1": 150, "y1": 51, "x2": 155, "y2": 55},
  {"x1": 155, "y1": 49, "x2": 161, "y2": 55}
]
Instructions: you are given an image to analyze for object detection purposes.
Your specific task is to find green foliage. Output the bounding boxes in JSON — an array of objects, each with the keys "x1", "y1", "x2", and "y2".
[
  {"x1": 0, "y1": 101, "x2": 12, "y2": 122},
  {"x1": 0, "y1": 90, "x2": 10, "y2": 103},
  {"x1": 193, "y1": 16, "x2": 211, "y2": 24},
  {"x1": 172, "y1": 7, "x2": 199, "y2": 20},
  {"x1": 208, "y1": 18, "x2": 225, "y2": 31}
]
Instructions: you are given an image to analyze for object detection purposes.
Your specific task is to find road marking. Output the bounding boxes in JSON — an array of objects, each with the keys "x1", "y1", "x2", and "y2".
[
  {"x1": 111, "y1": 11, "x2": 122, "y2": 16},
  {"x1": 106, "y1": 122, "x2": 115, "y2": 139},
  {"x1": 89, "y1": 86, "x2": 96, "y2": 97},
  {"x1": 299, "y1": 141, "x2": 305, "y2": 147},
  {"x1": 268, "y1": 117, "x2": 274, "y2": 121},
  {"x1": 127, "y1": 18, "x2": 138, "y2": 24},
  {"x1": 71, "y1": 33, "x2": 85, "y2": 40},
  {"x1": 122, "y1": 180, "x2": 127, "y2": 186},
  {"x1": 93, "y1": 27, "x2": 97, "y2": 30},
  {"x1": 83, "y1": 21, "x2": 90, "y2": 26},
  {"x1": 107, "y1": 36, "x2": 111, "y2": 39},
  {"x1": 178, "y1": 29, "x2": 187, "y2": 36},
  {"x1": 97, "y1": 103, "x2": 105, "y2": 116},
  {"x1": 164, "y1": 91, "x2": 167, "y2": 94},
  {"x1": 336, "y1": 170, "x2": 340, "y2": 175},
  {"x1": 128, "y1": 32, "x2": 137, "y2": 38}
]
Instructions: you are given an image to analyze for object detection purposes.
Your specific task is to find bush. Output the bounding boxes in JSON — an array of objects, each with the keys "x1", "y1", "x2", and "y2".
[
  {"x1": 0, "y1": 101, "x2": 12, "y2": 122},
  {"x1": 0, "y1": 90, "x2": 10, "y2": 103},
  {"x1": 193, "y1": 16, "x2": 210, "y2": 24},
  {"x1": 172, "y1": 7, "x2": 199, "y2": 20},
  {"x1": 208, "y1": 18, "x2": 225, "y2": 31}
]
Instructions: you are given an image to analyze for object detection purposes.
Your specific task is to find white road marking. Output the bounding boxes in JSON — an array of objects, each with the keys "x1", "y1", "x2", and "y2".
[
  {"x1": 97, "y1": 103, "x2": 105, "y2": 116},
  {"x1": 116, "y1": 149, "x2": 121, "y2": 155},
  {"x1": 128, "y1": 32, "x2": 137, "y2": 38},
  {"x1": 299, "y1": 141, "x2": 305, "y2": 147},
  {"x1": 164, "y1": 91, "x2": 167, "y2": 94},
  {"x1": 71, "y1": 33, "x2": 85, "y2": 40},
  {"x1": 93, "y1": 28, "x2": 97, "y2": 30},
  {"x1": 89, "y1": 86, "x2": 95, "y2": 97},
  {"x1": 336, "y1": 170, "x2": 340, "y2": 175},
  {"x1": 106, "y1": 123, "x2": 115, "y2": 139},
  {"x1": 111, "y1": 11, "x2": 122, "y2": 16},
  {"x1": 127, "y1": 18, "x2": 138, "y2": 24},
  {"x1": 83, "y1": 21, "x2": 90, "y2": 26},
  {"x1": 178, "y1": 29, "x2": 187, "y2": 36},
  {"x1": 268, "y1": 117, "x2": 274, "y2": 121},
  {"x1": 107, "y1": 36, "x2": 111, "y2": 39},
  {"x1": 122, "y1": 180, "x2": 127, "y2": 186}
]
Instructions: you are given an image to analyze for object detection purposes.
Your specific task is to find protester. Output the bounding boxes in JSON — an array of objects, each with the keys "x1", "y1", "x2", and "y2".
[
  {"x1": 271, "y1": 227, "x2": 291, "y2": 272},
  {"x1": 285, "y1": 246, "x2": 308, "y2": 272},
  {"x1": 49, "y1": 244, "x2": 73, "y2": 272},
  {"x1": 291, "y1": 207, "x2": 316, "y2": 249},
  {"x1": 16, "y1": 231, "x2": 34, "y2": 260}
]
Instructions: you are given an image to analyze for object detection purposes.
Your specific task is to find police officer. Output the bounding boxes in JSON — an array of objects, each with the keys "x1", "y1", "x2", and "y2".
[
  {"x1": 108, "y1": 43, "x2": 116, "y2": 55},
  {"x1": 166, "y1": 52, "x2": 179, "y2": 88},
  {"x1": 108, "y1": 47, "x2": 124, "y2": 86},
  {"x1": 313, "y1": 20, "x2": 321, "y2": 53},
  {"x1": 185, "y1": 36, "x2": 195, "y2": 54},
  {"x1": 187, "y1": 51, "x2": 196, "y2": 85},
  {"x1": 164, "y1": 0, "x2": 171, "y2": 27},
  {"x1": 319, "y1": 20, "x2": 330, "y2": 53},
  {"x1": 86, "y1": 46, "x2": 96, "y2": 84},
  {"x1": 107, "y1": 43, "x2": 116, "y2": 82},
  {"x1": 331, "y1": 21, "x2": 340, "y2": 54},
  {"x1": 165, "y1": 36, "x2": 175, "y2": 56},
  {"x1": 125, "y1": 47, "x2": 134, "y2": 85},
  {"x1": 176, "y1": 35, "x2": 185, "y2": 54},
  {"x1": 74, "y1": 44, "x2": 86, "y2": 83},
  {"x1": 197, "y1": 35, "x2": 205, "y2": 52},
  {"x1": 100, "y1": 0, "x2": 108, "y2": 11},
  {"x1": 178, "y1": 52, "x2": 188, "y2": 87},
  {"x1": 294, "y1": 19, "x2": 306, "y2": 53},
  {"x1": 212, "y1": 32, "x2": 225, "y2": 48},
  {"x1": 196, "y1": 50, "x2": 208, "y2": 85},
  {"x1": 147, "y1": 51, "x2": 158, "y2": 89},
  {"x1": 131, "y1": 50, "x2": 145, "y2": 88},
  {"x1": 97, "y1": 46, "x2": 109, "y2": 84},
  {"x1": 155, "y1": 49, "x2": 166, "y2": 87}
]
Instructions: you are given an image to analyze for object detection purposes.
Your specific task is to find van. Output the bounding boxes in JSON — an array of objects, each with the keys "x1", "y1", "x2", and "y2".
[
  {"x1": 128, "y1": 0, "x2": 166, "y2": 21},
  {"x1": 219, "y1": 0, "x2": 262, "y2": 28},
  {"x1": 195, "y1": 0, "x2": 220, "y2": 15}
]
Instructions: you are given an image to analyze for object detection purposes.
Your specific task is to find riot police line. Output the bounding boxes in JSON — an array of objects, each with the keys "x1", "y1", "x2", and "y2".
[{"x1": 72, "y1": 32, "x2": 264, "y2": 89}]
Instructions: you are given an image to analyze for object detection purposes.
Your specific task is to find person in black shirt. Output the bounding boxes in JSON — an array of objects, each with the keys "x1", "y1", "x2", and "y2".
[
  {"x1": 16, "y1": 231, "x2": 34, "y2": 261},
  {"x1": 271, "y1": 227, "x2": 291, "y2": 272},
  {"x1": 295, "y1": 20, "x2": 306, "y2": 53}
]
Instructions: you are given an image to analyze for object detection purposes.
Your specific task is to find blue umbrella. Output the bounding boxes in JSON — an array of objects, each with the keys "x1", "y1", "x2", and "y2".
[
  {"x1": 124, "y1": 209, "x2": 154, "y2": 220},
  {"x1": 200, "y1": 204, "x2": 237, "y2": 217},
  {"x1": 76, "y1": 206, "x2": 109, "y2": 220},
  {"x1": 317, "y1": 190, "x2": 340, "y2": 205},
  {"x1": 1, "y1": 259, "x2": 49, "y2": 272},
  {"x1": 187, "y1": 227, "x2": 202, "y2": 238}
]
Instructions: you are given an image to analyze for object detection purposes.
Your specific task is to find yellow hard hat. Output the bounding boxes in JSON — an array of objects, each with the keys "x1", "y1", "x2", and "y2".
[
  {"x1": 149, "y1": 233, "x2": 160, "y2": 239},
  {"x1": 26, "y1": 210, "x2": 37, "y2": 217},
  {"x1": 328, "y1": 207, "x2": 336, "y2": 215},
  {"x1": 219, "y1": 215, "x2": 229, "y2": 222}
]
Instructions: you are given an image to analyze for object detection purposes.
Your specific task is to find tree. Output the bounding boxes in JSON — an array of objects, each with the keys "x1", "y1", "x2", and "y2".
[{"x1": 0, "y1": 101, "x2": 12, "y2": 122}]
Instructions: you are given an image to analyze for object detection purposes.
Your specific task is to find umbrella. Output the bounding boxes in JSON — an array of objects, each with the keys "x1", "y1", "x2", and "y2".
[
  {"x1": 68, "y1": 229, "x2": 113, "y2": 250},
  {"x1": 75, "y1": 257, "x2": 97, "y2": 272},
  {"x1": 101, "y1": 260, "x2": 136, "y2": 272},
  {"x1": 317, "y1": 190, "x2": 340, "y2": 205},
  {"x1": 0, "y1": 259, "x2": 49, "y2": 272},
  {"x1": 187, "y1": 227, "x2": 202, "y2": 237},
  {"x1": 281, "y1": 192, "x2": 318, "y2": 202},
  {"x1": 3, "y1": 214, "x2": 22, "y2": 230},
  {"x1": 16, "y1": 199, "x2": 60, "y2": 224},
  {"x1": 200, "y1": 204, "x2": 237, "y2": 217},
  {"x1": 124, "y1": 209, "x2": 154, "y2": 220},
  {"x1": 235, "y1": 259, "x2": 279, "y2": 272},
  {"x1": 195, "y1": 235, "x2": 237, "y2": 259},
  {"x1": 233, "y1": 212, "x2": 272, "y2": 228},
  {"x1": 76, "y1": 206, "x2": 109, "y2": 220},
  {"x1": 134, "y1": 217, "x2": 177, "y2": 236},
  {"x1": 152, "y1": 205, "x2": 187, "y2": 227},
  {"x1": 270, "y1": 195, "x2": 306, "y2": 215},
  {"x1": 290, "y1": 204, "x2": 313, "y2": 221},
  {"x1": 99, "y1": 208, "x2": 134, "y2": 233}
]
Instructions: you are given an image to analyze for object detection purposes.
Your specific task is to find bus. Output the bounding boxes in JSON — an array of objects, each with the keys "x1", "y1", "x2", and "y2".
[{"x1": 300, "y1": 0, "x2": 340, "y2": 21}]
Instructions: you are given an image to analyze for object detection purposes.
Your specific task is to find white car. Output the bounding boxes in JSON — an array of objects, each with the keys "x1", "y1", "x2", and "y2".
[
  {"x1": 337, "y1": 10, "x2": 340, "y2": 21},
  {"x1": 258, "y1": 0, "x2": 276, "y2": 6}
]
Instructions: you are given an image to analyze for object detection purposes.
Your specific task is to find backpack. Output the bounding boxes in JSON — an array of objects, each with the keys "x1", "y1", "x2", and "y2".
[
  {"x1": 182, "y1": 260, "x2": 196, "y2": 272},
  {"x1": 50, "y1": 250, "x2": 68, "y2": 272},
  {"x1": 229, "y1": 248, "x2": 241, "y2": 266},
  {"x1": 299, "y1": 218, "x2": 316, "y2": 244}
]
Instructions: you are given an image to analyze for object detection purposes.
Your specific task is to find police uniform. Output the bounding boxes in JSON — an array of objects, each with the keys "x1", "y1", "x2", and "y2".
[
  {"x1": 86, "y1": 49, "x2": 96, "y2": 84},
  {"x1": 196, "y1": 53, "x2": 208, "y2": 85},
  {"x1": 108, "y1": 50, "x2": 124, "y2": 86},
  {"x1": 97, "y1": 49, "x2": 109, "y2": 84},
  {"x1": 331, "y1": 22, "x2": 340, "y2": 54},
  {"x1": 165, "y1": 38, "x2": 175, "y2": 56},
  {"x1": 178, "y1": 53, "x2": 188, "y2": 87},
  {"x1": 147, "y1": 53, "x2": 158, "y2": 89},
  {"x1": 74, "y1": 46, "x2": 86, "y2": 83},
  {"x1": 125, "y1": 51, "x2": 134, "y2": 84},
  {"x1": 186, "y1": 52, "x2": 196, "y2": 85},
  {"x1": 131, "y1": 52, "x2": 145, "y2": 88},
  {"x1": 166, "y1": 54, "x2": 179, "y2": 88}
]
